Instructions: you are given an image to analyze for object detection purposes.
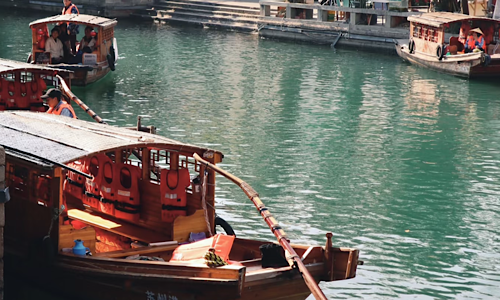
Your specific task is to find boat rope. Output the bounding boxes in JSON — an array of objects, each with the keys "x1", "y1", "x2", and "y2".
[{"x1": 201, "y1": 168, "x2": 213, "y2": 236}]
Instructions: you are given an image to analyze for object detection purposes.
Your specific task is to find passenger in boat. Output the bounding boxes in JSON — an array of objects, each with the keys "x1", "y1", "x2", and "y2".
[
  {"x1": 41, "y1": 88, "x2": 77, "y2": 118},
  {"x1": 471, "y1": 28, "x2": 487, "y2": 52},
  {"x1": 465, "y1": 32, "x2": 475, "y2": 53},
  {"x1": 58, "y1": 23, "x2": 74, "y2": 61},
  {"x1": 45, "y1": 27, "x2": 65, "y2": 64},
  {"x1": 69, "y1": 26, "x2": 97, "y2": 64},
  {"x1": 62, "y1": 0, "x2": 80, "y2": 53},
  {"x1": 79, "y1": 26, "x2": 97, "y2": 53}
]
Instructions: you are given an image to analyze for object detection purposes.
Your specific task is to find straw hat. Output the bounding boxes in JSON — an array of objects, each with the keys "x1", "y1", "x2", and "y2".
[{"x1": 470, "y1": 28, "x2": 484, "y2": 35}]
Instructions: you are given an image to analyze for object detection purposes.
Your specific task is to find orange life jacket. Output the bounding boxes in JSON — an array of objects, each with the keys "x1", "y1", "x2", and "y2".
[
  {"x1": 62, "y1": 3, "x2": 79, "y2": 15},
  {"x1": 47, "y1": 101, "x2": 77, "y2": 118},
  {"x1": 99, "y1": 156, "x2": 116, "y2": 216},
  {"x1": 478, "y1": 35, "x2": 486, "y2": 51},
  {"x1": 15, "y1": 83, "x2": 30, "y2": 109},
  {"x1": 6, "y1": 163, "x2": 29, "y2": 198},
  {"x1": 466, "y1": 36, "x2": 475, "y2": 49},
  {"x1": 113, "y1": 164, "x2": 141, "y2": 223},
  {"x1": 84, "y1": 155, "x2": 102, "y2": 209},
  {"x1": 160, "y1": 168, "x2": 190, "y2": 222},
  {"x1": 63, "y1": 159, "x2": 88, "y2": 201}
]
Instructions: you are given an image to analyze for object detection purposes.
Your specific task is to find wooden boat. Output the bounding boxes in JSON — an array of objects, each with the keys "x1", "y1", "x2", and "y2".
[
  {"x1": 0, "y1": 111, "x2": 360, "y2": 300},
  {"x1": 0, "y1": 58, "x2": 72, "y2": 111},
  {"x1": 395, "y1": 12, "x2": 500, "y2": 78},
  {"x1": 28, "y1": 14, "x2": 118, "y2": 86}
]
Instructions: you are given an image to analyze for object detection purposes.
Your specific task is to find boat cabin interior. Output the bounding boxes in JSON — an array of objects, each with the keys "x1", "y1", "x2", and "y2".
[
  {"x1": 1, "y1": 112, "x2": 358, "y2": 284},
  {"x1": 29, "y1": 14, "x2": 117, "y2": 66},
  {"x1": 408, "y1": 12, "x2": 500, "y2": 58},
  {"x1": 0, "y1": 59, "x2": 71, "y2": 111}
]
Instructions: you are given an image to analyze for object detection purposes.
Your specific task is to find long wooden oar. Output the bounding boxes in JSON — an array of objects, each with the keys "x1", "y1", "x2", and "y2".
[
  {"x1": 193, "y1": 153, "x2": 328, "y2": 300},
  {"x1": 56, "y1": 75, "x2": 107, "y2": 124}
]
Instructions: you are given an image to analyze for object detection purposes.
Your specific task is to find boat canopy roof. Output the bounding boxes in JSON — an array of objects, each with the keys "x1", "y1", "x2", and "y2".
[
  {"x1": 0, "y1": 112, "x2": 223, "y2": 166},
  {"x1": 408, "y1": 12, "x2": 500, "y2": 27},
  {"x1": 29, "y1": 14, "x2": 117, "y2": 30},
  {"x1": 0, "y1": 58, "x2": 72, "y2": 75}
]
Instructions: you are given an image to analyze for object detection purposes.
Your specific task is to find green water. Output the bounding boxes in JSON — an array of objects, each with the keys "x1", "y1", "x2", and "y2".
[{"x1": 2, "y1": 9, "x2": 500, "y2": 300}]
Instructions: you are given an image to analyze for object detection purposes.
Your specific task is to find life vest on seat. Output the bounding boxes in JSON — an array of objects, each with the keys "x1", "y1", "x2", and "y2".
[
  {"x1": 6, "y1": 163, "x2": 29, "y2": 198},
  {"x1": 84, "y1": 155, "x2": 102, "y2": 209},
  {"x1": 5, "y1": 81, "x2": 16, "y2": 109},
  {"x1": 99, "y1": 156, "x2": 116, "y2": 216},
  {"x1": 459, "y1": 23, "x2": 470, "y2": 45},
  {"x1": 36, "y1": 28, "x2": 46, "y2": 50},
  {"x1": 0, "y1": 79, "x2": 6, "y2": 110},
  {"x1": 160, "y1": 168, "x2": 190, "y2": 222},
  {"x1": 47, "y1": 101, "x2": 77, "y2": 118},
  {"x1": 35, "y1": 174, "x2": 51, "y2": 207},
  {"x1": 63, "y1": 159, "x2": 88, "y2": 201},
  {"x1": 16, "y1": 83, "x2": 30, "y2": 109},
  {"x1": 113, "y1": 164, "x2": 141, "y2": 222}
]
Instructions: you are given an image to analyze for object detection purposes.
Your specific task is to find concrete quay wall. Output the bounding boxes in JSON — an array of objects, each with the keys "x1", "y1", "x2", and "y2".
[{"x1": 0, "y1": 0, "x2": 153, "y2": 17}]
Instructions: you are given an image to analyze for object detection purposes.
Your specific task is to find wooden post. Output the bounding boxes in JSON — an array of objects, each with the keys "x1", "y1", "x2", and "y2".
[
  {"x1": 141, "y1": 148, "x2": 150, "y2": 181},
  {"x1": 0, "y1": 146, "x2": 5, "y2": 300}
]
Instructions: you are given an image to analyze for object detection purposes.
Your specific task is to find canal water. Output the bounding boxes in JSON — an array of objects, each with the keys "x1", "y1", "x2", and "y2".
[{"x1": 2, "y1": 9, "x2": 500, "y2": 300}]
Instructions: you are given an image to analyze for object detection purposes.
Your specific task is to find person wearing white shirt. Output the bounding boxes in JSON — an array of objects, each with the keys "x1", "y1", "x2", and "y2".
[{"x1": 45, "y1": 27, "x2": 64, "y2": 64}]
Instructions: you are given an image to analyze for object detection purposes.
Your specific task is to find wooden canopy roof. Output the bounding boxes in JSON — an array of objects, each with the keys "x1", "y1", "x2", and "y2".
[
  {"x1": 0, "y1": 112, "x2": 223, "y2": 165},
  {"x1": 29, "y1": 14, "x2": 117, "y2": 29},
  {"x1": 408, "y1": 12, "x2": 500, "y2": 27},
  {"x1": 0, "y1": 58, "x2": 72, "y2": 75}
]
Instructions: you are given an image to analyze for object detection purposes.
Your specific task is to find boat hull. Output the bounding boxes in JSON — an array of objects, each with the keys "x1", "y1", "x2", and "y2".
[
  {"x1": 5, "y1": 250, "x2": 323, "y2": 300},
  {"x1": 50, "y1": 64, "x2": 111, "y2": 86},
  {"x1": 395, "y1": 41, "x2": 500, "y2": 78}
]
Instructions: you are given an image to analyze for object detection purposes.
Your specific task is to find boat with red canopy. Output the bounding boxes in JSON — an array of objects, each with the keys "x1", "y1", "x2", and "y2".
[
  {"x1": 395, "y1": 12, "x2": 500, "y2": 78},
  {"x1": 0, "y1": 58, "x2": 72, "y2": 111},
  {"x1": 0, "y1": 111, "x2": 360, "y2": 300},
  {"x1": 28, "y1": 14, "x2": 118, "y2": 86}
]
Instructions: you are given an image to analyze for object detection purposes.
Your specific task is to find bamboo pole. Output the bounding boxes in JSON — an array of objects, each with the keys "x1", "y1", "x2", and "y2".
[
  {"x1": 56, "y1": 75, "x2": 107, "y2": 124},
  {"x1": 193, "y1": 153, "x2": 328, "y2": 300}
]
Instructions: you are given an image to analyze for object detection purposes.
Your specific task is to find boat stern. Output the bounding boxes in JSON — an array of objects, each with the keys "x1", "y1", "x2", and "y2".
[{"x1": 322, "y1": 232, "x2": 360, "y2": 281}]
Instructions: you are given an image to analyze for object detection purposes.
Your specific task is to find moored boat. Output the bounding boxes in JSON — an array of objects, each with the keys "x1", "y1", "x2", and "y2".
[
  {"x1": 28, "y1": 14, "x2": 118, "y2": 86},
  {"x1": 0, "y1": 111, "x2": 360, "y2": 300},
  {"x1": 0, "y1": 58, "x2": 72, "y2": 111},
  {"x1": 395, "y1": 12, "x2": 500, "y2": 78}
]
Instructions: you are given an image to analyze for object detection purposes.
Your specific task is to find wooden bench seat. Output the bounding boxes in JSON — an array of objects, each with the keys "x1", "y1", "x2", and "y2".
[{"x1": 67, "y1": 209, "x2": 170, "y2": 244}]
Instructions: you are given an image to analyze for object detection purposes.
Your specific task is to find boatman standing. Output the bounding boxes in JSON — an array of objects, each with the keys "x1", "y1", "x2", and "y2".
[
  {"x1": 42, "y1": 88, "x2": 77, "y2": 119},
  {"x1": 62, "y1": 0, "x2": 80, "y2": 54}
]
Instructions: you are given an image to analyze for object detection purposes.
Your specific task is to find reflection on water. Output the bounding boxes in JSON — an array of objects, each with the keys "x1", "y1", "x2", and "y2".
[{"x1": 2, "y1": 9, "x2": 500, "y2": 300}]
